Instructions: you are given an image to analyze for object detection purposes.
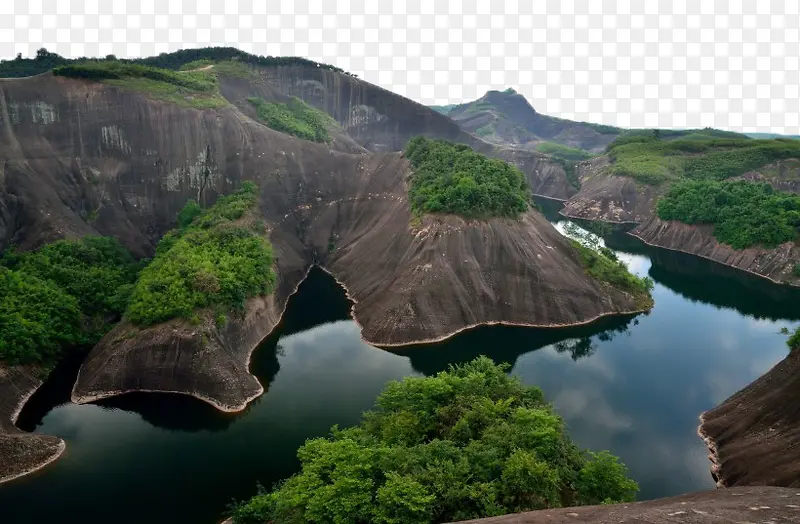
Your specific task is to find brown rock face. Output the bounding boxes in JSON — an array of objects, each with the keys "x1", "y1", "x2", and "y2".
[
  {"x1": 631, "y1": 217, "x2": 800, "y2": 286},
  {"x1": 699, "y1": 350, "x2": 800, "y2": 488},
  {"x1": 0, "y1": 365, "x2": 65, "y2": 484},
  {"x1": 0, "y1": 70, "x2": 647, "y2": 435},
  {"x1": 451, "y1": 486, "x2": 800, "y2": 524}
]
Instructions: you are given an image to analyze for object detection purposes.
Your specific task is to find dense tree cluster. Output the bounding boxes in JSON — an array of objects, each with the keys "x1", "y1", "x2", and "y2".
[
  {"x1": 0, "y1": 237, "x2": 140, "y2": 366},
  {"x1": 125, "y1": 182, "x2": 276, "y2": 326},
  {"x1": 606, "y1": 130, "x2": 800, "y2": 185},
  {"x1": 230, "y1": 357, "x2": 638, "y2": 524},
  {"x1": 405, "y1": 136, "x2": 530, "y2": 218},
  {"x1": 247, "y1": 97, "x2": 331, "y2": 143},
  {"x1": 0, "y1": 47, "x2": 354, "y2": 78},
  {"x1": 657, "y1": 180, "x2": 800, "y2": 249}
]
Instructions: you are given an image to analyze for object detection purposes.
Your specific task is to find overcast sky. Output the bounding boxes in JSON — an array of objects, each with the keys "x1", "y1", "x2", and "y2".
[{"x1": 2, "y1": 0, "x2": 798, "y2": 133}]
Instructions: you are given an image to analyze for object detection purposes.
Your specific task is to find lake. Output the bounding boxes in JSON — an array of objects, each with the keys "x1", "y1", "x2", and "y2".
[{"x1": 3, "y1": 200, "x2": 800, "y2": 524}]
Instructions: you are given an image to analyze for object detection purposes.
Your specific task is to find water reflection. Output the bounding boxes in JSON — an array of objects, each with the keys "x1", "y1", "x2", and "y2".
[{"x1": 394, "y1": 315, "x2": 639, "y2": 376}]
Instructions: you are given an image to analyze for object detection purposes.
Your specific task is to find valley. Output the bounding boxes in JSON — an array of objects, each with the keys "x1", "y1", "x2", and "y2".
[{"x1": 0, "y1": 47, "x2": 799, "y2": 524}]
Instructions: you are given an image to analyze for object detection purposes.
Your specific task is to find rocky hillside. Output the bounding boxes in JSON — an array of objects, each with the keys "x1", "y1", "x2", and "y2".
[
  {"x1": 443, "y1": 88, "x2": 621, "y2": 152},
  {"x1": 0, "y1": 57, "x2": 653, "y2": 482}
]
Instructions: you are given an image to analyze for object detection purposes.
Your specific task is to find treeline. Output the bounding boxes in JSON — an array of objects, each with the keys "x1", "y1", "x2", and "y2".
[
  {"x1": 0, "y1": 46, "x2": 354, "y2": 78},
  {"x1": 657, "y1": 180, "x2": 800, "y2": 249},
  {"x1": 230, "y1": 357, "x2": 638, "y2": 524},
  {"x1": 405, "y1": 136, "x2": 530, "y2": 218},
  {"x1": 247, "y1": 97, "x2": 331, "y2": 143},
  {"x1": 0, "y1": 237, "x2": 141, "y2": 367},
  {"x1": 0, "y1": 183, "x2": 276, "y2": 367}
]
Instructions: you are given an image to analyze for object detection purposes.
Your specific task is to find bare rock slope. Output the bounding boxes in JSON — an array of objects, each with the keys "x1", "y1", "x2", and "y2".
[
  {"x1": 699, "y1": 350, "x2": 800, "y2": 488},
  {"x1": 0, "y1": 68, "x2": 650, "y2": 479}
]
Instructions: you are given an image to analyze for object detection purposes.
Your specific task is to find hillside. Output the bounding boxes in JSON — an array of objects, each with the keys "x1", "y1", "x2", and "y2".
[
  {"x1": 0, "y1": 52, "x2": 652, "y2": 482},
  {"x1": 444, "y1": 88, "x2": 621, "y2": 152}
]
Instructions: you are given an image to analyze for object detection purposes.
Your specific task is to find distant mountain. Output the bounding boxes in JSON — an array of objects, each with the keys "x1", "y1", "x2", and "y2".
[
  {"x1": 440, "y1": 88, "x2": 621, "y2": 152},
  {"x1": 430, "y1": 104, "x2": 457, "y2": 115},
  {"x1": 745, "y1": 132, "x2": 800, "y2": 140}
]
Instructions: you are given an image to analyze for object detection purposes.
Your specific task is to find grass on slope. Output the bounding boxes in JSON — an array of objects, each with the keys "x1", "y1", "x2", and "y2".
[
  {"x1": 535, "y1": 142, "x2": 594, "y2": 161},
  {"x1": 657, "y1": 179, "x2": 800, "y2": 249},
  {"x1": 605, "y1": 129, "x2": 800, "y2": 185},
  {"x1": 405, "y1": 136, "x2": 530, "y2": 218},
  {"x1": 247, "y1": 97, "x2": 331, "y2": 143},
  {"x1": 125, "y1": 182, "x2": 276, "y2": 326},
  {"x1": 53, "y1": 61, "x2": 228, "y2": 108},
  {"x1": 0, "y1": 237, "x2": 141, "y2": 367}
]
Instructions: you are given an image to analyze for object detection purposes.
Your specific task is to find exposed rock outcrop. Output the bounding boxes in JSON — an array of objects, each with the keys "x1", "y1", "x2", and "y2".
[
  {"x1": 0, "y1": 365, "x2": 65, "y2": 484},
  {"x1": 451, "y1": 486, "x2": 800, "y2": 523},
  {"x1": 0, "y1": 68, "x2": 650, "y2": 468},
  {"x1": 699, "y1": 350, "x2": 800, "y2": 488}
]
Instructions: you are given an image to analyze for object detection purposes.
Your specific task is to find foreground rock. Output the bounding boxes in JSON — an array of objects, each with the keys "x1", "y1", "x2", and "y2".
[
  {"x1": 452, "y1": 487, "x2": 800, "y2": 523},
  {"x1": 0, "y1": 365, "x2": 65, "y2": 484},
  {"x1": 699, "y1": 350, "x2": 800, "y2": 488}
]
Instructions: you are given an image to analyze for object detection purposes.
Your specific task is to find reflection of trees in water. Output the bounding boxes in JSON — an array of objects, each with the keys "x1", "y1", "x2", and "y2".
[
  {"x1": 553, "y1": 318, "x2": 637, "y2": 360},
  {"x1": 393, "y1": 314, "x2": 640, "y2": 376}
]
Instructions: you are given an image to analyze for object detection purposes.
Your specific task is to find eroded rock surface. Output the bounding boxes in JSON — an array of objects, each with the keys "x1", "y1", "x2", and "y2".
[
  {"x1": 0, "y1": 365, "x2": 65, "y2": 484},
  {"x1": 452, "y1": 487, "x2": 800, "y2": 523},
  {"x1": 700, "y1": 350, "x2": 800, "y2": 488}
]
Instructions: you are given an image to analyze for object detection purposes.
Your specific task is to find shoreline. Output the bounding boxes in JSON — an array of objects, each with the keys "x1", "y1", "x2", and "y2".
[
  {"x1": 0, "y1": 369, "x2": 67, "y2": 485},
  {"x1": 70, "y1": 265, "x2": 318, "y2": 414},
  {"x1": 558, "y1": 207, "x2": 798, "y2": 289},
  {"x1": 696, "y1": 412, "x2": 725, "y2": 488}
]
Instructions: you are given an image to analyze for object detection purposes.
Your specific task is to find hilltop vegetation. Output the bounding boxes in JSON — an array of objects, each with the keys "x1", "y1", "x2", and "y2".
[
  {"x1": 606, "y1": 130, "x2": 800, "y2": 185},
  {"x1": 0, "y1": 237, "x2": 140, "y2": 367},
  {"x1": 247, "y1": 97, "x2": 331, "y2": 142},
  {"x1": 126, "y1": 182, "x2": 276, "y2": 326},
  {"x1": 0, "y1": 46, "x2": 353, "y2": 78},
  {"x1": 230, "y1": 357, "x2": 638, "y2": 524},
  {"x1": 657, "y1": 180, "x2": 800, "y2": 249},
  {"x1": 53, "y1": 60, "x2": 227, "y2": 108},
  {"x1": 405, "y1": 136, "x2": 530, "y2": 218}
]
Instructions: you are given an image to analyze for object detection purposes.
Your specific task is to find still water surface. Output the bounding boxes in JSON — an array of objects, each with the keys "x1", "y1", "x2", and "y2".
[{"x1": 3, "y1": 202, "x2": 800, "y2": 524}]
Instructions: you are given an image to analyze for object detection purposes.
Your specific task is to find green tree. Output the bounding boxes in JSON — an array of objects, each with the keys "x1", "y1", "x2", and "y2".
[{"x1": 229, "y1": 357, "x2": 638, "y2": 524}]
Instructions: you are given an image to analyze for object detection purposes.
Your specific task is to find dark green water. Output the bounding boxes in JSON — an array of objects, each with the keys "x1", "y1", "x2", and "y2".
[{"x1": 3, "y1": 203, "x2": 800, "y2": 524}]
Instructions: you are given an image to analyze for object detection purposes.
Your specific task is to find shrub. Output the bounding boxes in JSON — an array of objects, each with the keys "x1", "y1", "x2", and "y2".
[
  {"x1": 793, "y1": 264, "x2": 800, "y2": 277},
  {"x1": 657, "y1": 180, "x2": 800, "y2": 249},
  {"x1": 247, "y1": 97, "x2": 331, "y2": 142},
  {"x1": 789, "y1": 327, "x2": 800, "y2": 351},
  {"x1": 125, "y1": 183, "x2": 276, "y2": 326},
  {"x1": 405, "y1": 136, "x2": 530, "y2": 218},
  {"x1": 229, "y1": 357, "x2": 638, "y2": 524}
]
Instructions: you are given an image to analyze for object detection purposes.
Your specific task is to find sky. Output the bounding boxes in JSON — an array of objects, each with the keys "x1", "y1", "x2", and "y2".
[{"x1": 1, "y1": 0, "x2": 799, "y2": 133}]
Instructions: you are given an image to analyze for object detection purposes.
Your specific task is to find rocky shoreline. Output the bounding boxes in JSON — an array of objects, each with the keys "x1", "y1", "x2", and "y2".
[{"x1": 0, "y1": 366, "x2": 66, "y2": 484}]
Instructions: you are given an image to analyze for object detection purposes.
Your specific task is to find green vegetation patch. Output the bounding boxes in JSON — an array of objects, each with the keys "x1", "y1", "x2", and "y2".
[
  {"x1": 657, "y1": 180, "x2": 800, "y2": 249},
  {"x1": 405, "y1": 136, "x2": 530, "y2": 218},
  {"x1": 53, "y1": 60, "x2": 227, "y2": 109},
  {"x1": 564, "y1": 223, "x2": 654, "y2": 301},
  {"x1": 229, "y1": 357, "x2": 638, "y2": 524},
  {"x1": 125, "y1": 182, "x2": 276, "y2": 326},
  {"x1": 0, "y1": 237, "x2": 140, "y2": 366},
  {"x1": 605, "y1": 129, "x2": 800, "y2": 185},
  {"x1": 247, "y1": 97, "x2": 331, "y2": 143},
  {"x1": 788, "y1": 327, "x2": 800, "y2": 351},
  {"x1": 535, "y1": 142, "x2": 594, "y2": 161},
  {"x1": 474, "y1": 124, "x2": 494, "y2": 137}
]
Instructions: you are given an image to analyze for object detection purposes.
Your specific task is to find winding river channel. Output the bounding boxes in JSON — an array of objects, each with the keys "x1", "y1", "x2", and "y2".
[{"x1": 3, "y1": 199, "x2": 800, "y2": 524}]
